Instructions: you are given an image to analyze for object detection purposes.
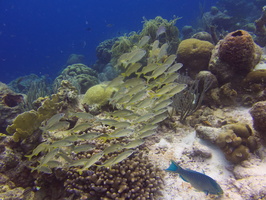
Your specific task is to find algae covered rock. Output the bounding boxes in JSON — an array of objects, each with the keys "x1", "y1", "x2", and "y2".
[
  {"x1": 0, "y1": 82, "x2": 25, "y2": 133},
  {"x1": 196, "y1": 123, "x2": 257, "y2": 164},
  {"x1": 54, "y1": 63, "x2": 99, "y2": 94},
  {"x1": 96, "y1": 38, "x2": 118, "y2": 64},
  {"x1": 66, "y1": 54, "x2": 85, "y2": 65},
  {"x1": 57, "y1": 80, "x2": 79, "y2": 104},
  {"x1": 192, "y1": 31, "x2": 213, "y2": 43},
  {"x1": 177, "y1": 38, "x2": 214, "y2": 77},
  {"x1": 250, "y1": 101, "x2": 266, "y2": 139},
  {"x1": 82, "y1": 83, "x2": 117, "y2": 107},
  {"x1": 0, "y1": 145, "x2": 21, "y2": 172},
  {"x1": 209, "y1": 83, "x2": 237, "y2": 106}
]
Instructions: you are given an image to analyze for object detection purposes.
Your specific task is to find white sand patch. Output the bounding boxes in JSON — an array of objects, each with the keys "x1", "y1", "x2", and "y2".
[{"x1": 147, "y1": 107, "x2": 266, "y2": 200}]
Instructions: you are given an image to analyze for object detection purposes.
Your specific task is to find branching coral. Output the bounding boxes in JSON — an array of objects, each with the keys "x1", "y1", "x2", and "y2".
[{"x1": 64, "y1": 152, "x2": 164, "y2": 199}]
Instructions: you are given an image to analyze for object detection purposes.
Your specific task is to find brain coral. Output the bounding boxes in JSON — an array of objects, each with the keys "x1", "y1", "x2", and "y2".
[
  {"x1": 82, "y1": 83, "x2": 117, "y2": 107},
  {"x1": 176, "y1": 38, "x2": 214, "y2": 77},
  {"x1": 54, "y1": 64, "x2": 99, "y2": 94}
]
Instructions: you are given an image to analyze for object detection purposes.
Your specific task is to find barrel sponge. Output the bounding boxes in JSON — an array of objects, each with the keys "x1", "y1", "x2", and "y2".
[
  {"x1": 177, "y1": 38, "x2": 214, "y2": 76},
  {"x1": 218, "y1": 30, "x2": 259, "y2": 72},
  {"x1": 82, "y1": 84, "x2": 117, "y2": 107}
]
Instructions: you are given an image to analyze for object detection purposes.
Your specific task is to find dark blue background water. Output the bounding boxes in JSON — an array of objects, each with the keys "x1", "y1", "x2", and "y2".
[{"x1": 0, "y1": 0, "x2": 216, "y2": 84}]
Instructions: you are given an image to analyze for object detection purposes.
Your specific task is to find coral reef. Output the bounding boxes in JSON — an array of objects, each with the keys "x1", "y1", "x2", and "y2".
[
  {"x1": 0, "y1": 82, "x2": 25, "y2": 133},
  {"x1": 176, "y1": 38, "x2": 214, "y2": 77},
  {"x1": 181, "y1": 25, "x2": 194, "y2": 39},
  {"x1": 250, "y1": 101, "x2": 266, "y2": 139},
  {"x1": 202, "y1": 6, "x2": 232, "y2": 31},
  {"x1": 243, "y1": 70, "x2": 266, "y2": 86},
  {"x1": 196, "y1": 123, "x2": 258, "y2": 164},
  {"x1": 54, "y1": 63, "x2": 99, "y2": 94},
  {"x1": 240, "y1": 69, "x2": 266, "y2": 105},
  {"x1": 8, "y1": 74, "x2": 52, "y2": 109},
  {"x1": 65, "y1": 152, "x2": 164, "y2": 199},
  {"x1": 97, "y1": 63, "x2": 120, "y2": 82},
  {"x1": 82, "y1": 83, "x2": 117, "y2": 107},
  {"x1": 254, "y1": 6, "x2": 266, "y2": 46},
  {"x1": 0, "y1": 145, "x2": 21, "y2": 173},
  {"x1": 56, "y1": 80, "x2": 79, "y2": 104},
  {"x1": 6, "y1": 110, "x2": 42, "y2": 142},
  {"x1": 191, "y1": 31, "x2": 213, "y2": 43},
  {"x1": 6, "y1": 80, "x2": 78, "y2": 142},
  {"x1": 111, "y1": 35, "x2": 135, "y2": 63},
  {"x1": 111, "y1": 16, "x2": 180, "y2": 63},
  {"x1": 208, "y1": 83, "x2": 238, "y2": 106},
  {"x1": 96, "y1": 38, "x2": 118, "y2": 65},
  {"x1": 172, "y1": 73, "x2": 214, "y2": 123},
  {"x1": 255, "y1": 6, "x2": 266, "y2": 36},
  {"x1": 209, "y1": 30, "x2": 262, "y2": 84},
  {"x1": 139, "y1": 16, "x2": 180, "y2": 54},
  {"x1": 218, "y1": 30, "x2": 259, "y2": 72},
  {"x1": 25, "y1": 39, "x2": 186, "y2": 183},
  {"x1": 8, "y1": 74, "x2": 46, "y2": 94},
  {"x1": 0, "y1": 173, "x2": 28, "y2": 200},
  {"x1": 66, "y1": 54, "x2": 85, "y2": 65}
]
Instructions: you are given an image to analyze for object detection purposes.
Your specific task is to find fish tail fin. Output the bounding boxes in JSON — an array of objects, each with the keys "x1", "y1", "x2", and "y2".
[
  {"x1": 121, "y1": 73, "x2": 126, "y2": 77},
  {"x1": 77, "y1": 169, "x2": 83, "y2": 175},
  {"x1": 164, "y1": 160, "x2": 182, "y2": 173},
  {"x1": 135, "y1": 72, "x2": 141, "y2": 78}
]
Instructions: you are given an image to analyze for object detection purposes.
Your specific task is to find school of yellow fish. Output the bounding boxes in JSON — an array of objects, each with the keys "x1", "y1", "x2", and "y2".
[{"x1": 28, "y1": 38, "x2": 186, "y2": 174}]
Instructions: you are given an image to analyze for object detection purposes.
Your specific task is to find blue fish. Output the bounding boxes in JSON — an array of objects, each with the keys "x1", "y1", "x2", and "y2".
[{"x1": 164, "y1": 160, "x2": 223, "y2": 195}]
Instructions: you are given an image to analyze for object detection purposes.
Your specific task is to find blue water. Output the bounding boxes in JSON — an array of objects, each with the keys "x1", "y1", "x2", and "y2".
[{"x1": 0, "y1": 0, "x2": 215, "y2": 84}]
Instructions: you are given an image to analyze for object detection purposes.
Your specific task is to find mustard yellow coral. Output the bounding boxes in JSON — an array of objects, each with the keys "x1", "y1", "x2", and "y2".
[
  {"x1": 177, "y1": 38, "x2": 214, "y2": 77},
  {"x1": 6, "y1": 110, "x2": 42, "y2": 142},
  {"x1": 82, "y1": 84, "x2": 117, "y2": 107}
]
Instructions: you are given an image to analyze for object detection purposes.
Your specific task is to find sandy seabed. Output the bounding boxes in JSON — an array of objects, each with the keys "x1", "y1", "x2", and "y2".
[{"x1": 147, "y1": 107, "x2": 266, "y2": 200}]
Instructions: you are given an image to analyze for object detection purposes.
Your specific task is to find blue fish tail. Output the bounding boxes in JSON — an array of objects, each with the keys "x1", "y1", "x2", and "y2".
[{"x1": 164, "y1": 160, "x2": 183, "y2": 173}]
